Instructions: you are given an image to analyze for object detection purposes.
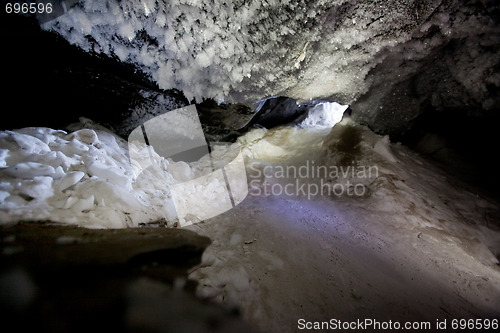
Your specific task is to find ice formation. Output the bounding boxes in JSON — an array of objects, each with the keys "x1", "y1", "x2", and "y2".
[
  {"x1": 38, "y1": 0, "x2": 500, "y2": 135},
  {"x1": 0, "y1": 122, "x2": 171, "y2": 228},
  {"x1": 0, "y1": 118, "x2": 238, "y2": 228},
  {"x1": 298, "y1": 102, "x2": 349, "y2": 128},
  {"x1": 39, "y1": 0, "x2": 441, "y2": 104},
  {"x1": 1, "y1": 104, "x2": 499, "y2": 330}
]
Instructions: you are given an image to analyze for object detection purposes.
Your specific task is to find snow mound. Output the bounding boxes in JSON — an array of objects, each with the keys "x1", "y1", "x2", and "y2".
[
  {"x1": 0, "y1": 119, "x2": 239, "y2": 228},
  {"x1": 0, "y1": 110, "x2": 250, "y2": 229},
  {"x1": 187, "y1": 118, "x2": 500, "y2": 332},
  {"x1": 0, "y1": 125, "x2": 161, "y2": 228}
]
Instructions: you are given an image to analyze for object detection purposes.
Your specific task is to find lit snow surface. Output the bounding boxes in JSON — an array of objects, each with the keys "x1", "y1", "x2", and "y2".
[
  {"x1": 186, "y1": 118, "x2": 500, "y2": 330},
  {"x1": 0, "y1": 116, "x2": 244, "y2": 228},
  {"x1": 1, "y1": 106, "x2": 500, "y2": 329}
]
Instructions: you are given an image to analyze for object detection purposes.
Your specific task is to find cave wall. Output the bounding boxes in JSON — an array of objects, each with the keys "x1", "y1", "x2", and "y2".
[
  {"x1": 351, "y1": 0, "x2": 500, "y2": 136},
  {"x1": 38, "y1": 0, "x2": 500, "y2": 136},
  {"x1": 2, "y1": 0, "x2": 499, "y2": 146},
  {"x1": 42, "y1": 0, "x2": 437, "y2": 107}
]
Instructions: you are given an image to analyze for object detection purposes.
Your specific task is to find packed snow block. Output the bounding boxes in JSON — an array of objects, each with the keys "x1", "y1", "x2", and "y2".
[{"x1": 1, "y1": 162, "x2": 56, "y2": 179}]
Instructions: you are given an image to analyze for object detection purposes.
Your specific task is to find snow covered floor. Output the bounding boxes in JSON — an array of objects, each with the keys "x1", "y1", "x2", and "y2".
[
  {"x1": 186, "y1": 119, "x2": 500, "y2": 331},
  {"x1": 1, "y1": 115, "x2": 500, "y2": 331}
]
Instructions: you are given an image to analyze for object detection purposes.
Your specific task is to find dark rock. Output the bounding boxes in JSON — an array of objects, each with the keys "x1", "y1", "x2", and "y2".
[
  {"x1": 0, "y1": 14, "x2": 187, "y2": 138},
  {"x1": 248, "y1": 97, "x2": 310, "y2": 129},
  {"x1": 0, "y1": 222, "x2": 258, "y2": 332},
  {"x1": 350, "y1": 1, "x2": 500, "y2": 139},
  {"x1": 196, "y1": 99, "x2": 255, "y2": 142}
]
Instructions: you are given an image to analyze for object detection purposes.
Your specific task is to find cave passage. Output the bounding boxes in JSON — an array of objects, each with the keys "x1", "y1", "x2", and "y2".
[{"x1": 1, "y1": 2, "x2": 500, "y2": 332}]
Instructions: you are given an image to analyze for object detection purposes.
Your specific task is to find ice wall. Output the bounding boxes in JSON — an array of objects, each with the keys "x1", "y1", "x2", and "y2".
[
  {"x1": 41, "y1": 0, "x2": 500, "y2": 135},
  {"x1": 40, "y1": 0, "x2": 427, "y2": 104}
]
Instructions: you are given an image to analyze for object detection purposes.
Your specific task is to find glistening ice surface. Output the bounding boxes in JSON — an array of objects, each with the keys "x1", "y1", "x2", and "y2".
[{"x1": 41, "y1": 0, "x2": 499, "y2": 109}]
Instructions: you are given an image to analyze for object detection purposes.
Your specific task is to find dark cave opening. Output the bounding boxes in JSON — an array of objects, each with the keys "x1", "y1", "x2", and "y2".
[
  {"x1": 0, "y1": 13, "x2": 186, "y2": 133},
  {"x1": 398, "y1": 104, "x2": 500, "y2": 200}
]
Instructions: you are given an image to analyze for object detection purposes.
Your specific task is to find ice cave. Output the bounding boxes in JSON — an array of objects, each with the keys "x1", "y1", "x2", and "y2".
[{"x1": 1, "y1": 0, "x2": 500, "y2": 332}]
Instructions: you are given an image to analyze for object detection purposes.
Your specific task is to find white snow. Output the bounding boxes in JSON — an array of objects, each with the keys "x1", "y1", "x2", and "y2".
[
  {"x1": 0, "y1": 118, "x2": 212, "y2": 228},
  {"x1": 0, "y1": 102, "x2": 344, "y2": 227},
  {"x1": 298, "y1": 102, "x2": 349, "y2": 129},
  {"x1": 0, "y1": 112, "x2": 250, "y2": 228}
]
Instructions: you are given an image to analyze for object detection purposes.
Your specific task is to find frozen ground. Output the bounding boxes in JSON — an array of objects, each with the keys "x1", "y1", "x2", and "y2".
[
  {"x1": 1, "y1": 111, "x2": 499, "y2": 331},
  {"x1": 0, "y1": 115, "x2": 242, "y2": 228},
  {"x1": 186, "y1": 119, "x2": 500, "y2": 331}
]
